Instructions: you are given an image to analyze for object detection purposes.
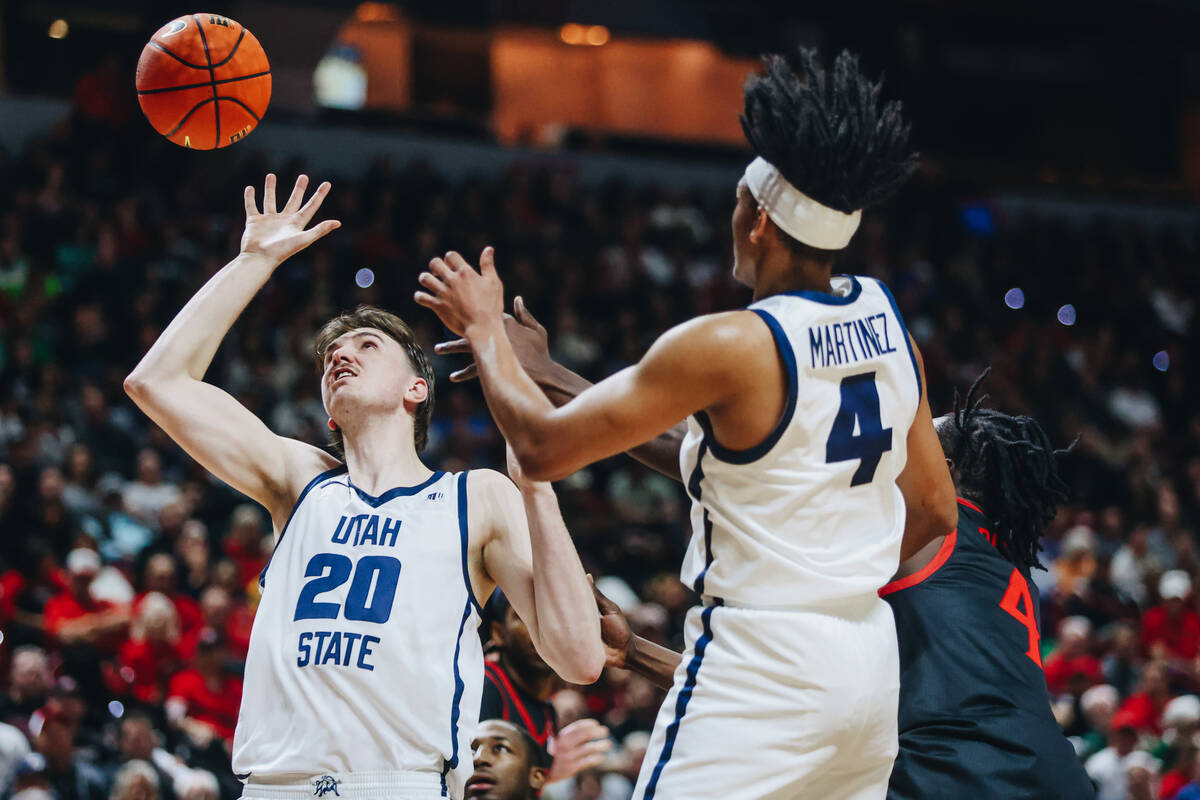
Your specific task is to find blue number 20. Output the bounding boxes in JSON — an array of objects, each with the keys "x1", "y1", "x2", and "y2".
[
  {"x1": 825, "y1": 372, "x2": 893, "y2": 486},
  {"x1": 294, "y1": 553, "x2": 401, "y2": 623}
]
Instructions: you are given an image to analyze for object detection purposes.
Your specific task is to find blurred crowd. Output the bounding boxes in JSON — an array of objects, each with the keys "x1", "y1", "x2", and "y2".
[{"x1": 0, "y1": 96, "x2": 1196, "y2": 800}]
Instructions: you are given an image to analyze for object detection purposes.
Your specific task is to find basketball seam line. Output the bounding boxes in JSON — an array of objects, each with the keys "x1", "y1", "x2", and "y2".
[
  {"x1": 210, "y1": 27, "x2": 246, "y2": 68},
  {"x1": 164, "y1": 96, "x2": 262, "y2": 138},
  {"x1": 137, "y1": 71, "x2": 271, "y2": 95},
  {"x1": 148, "y1": 41, "x2": 208, "y2": 71},
  {"x1": 192, "y1": 14, "x2": 219, "y2": 146}
]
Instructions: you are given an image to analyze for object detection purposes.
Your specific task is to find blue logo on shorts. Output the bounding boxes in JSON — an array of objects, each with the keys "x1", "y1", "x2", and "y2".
[{"x1": 312, "y1": 775, "x2": 340, "y2": 797}]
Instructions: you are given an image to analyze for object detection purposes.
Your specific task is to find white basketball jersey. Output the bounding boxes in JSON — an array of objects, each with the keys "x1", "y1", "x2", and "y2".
[
  {"x1": 679, "y1": 275, "x2": 921, "y2": 609},
  {"x1": 232, "y1": 467, "x2": 483, "y2": 798}
]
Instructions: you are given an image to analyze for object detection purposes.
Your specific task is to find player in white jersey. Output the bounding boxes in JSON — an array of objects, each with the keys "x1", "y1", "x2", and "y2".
[
  {"x1": 124, "y1": 175, "x2": 604, "y2": 800},
  {"x1": 416, "y1": 48, "x2": 958, "y2": 799}
]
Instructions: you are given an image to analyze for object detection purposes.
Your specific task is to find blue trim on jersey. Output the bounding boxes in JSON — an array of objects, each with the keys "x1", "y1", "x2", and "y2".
[
  {"x1": 780, "y1": 274, "x2": 862, "y2": 305},
  {"x1": 685, "y1": 439, "x2": 716, "y2": 597},
  {"x1": 457, "y1": 472, "x2": 485, "y2": 617},
  {"x1": 692, "y1": 308, "x2": 798, "y2": 466},
  {"x1": 873, "y1": 278, "x2": 922, "y2": 401},
  {"x1": 337, "y1": 470, "x2": 446, "y2": 508},
  {"x1": 441, "y1": 599, "x2": 473, "y2": 797},
  {"x1": 642, "y1": 605, "x2": 716, "y2": 800},
  {"x1": 258, "y1": 464, "x2": 348, "y2": 589}
]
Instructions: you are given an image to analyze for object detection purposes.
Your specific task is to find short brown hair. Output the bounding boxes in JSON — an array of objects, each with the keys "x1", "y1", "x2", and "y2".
[{"x1": 313, "y1": 306, "x2": 435, "y2": 455}]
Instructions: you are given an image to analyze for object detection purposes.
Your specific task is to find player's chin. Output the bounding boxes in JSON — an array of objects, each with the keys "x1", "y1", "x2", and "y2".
[{"x1": 464, "y1": 776, "x2": 498, "y2": 798}]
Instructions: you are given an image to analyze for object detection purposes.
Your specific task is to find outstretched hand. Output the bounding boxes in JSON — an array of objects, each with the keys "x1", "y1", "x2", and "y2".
[
  {"x1": 415, "y1": 247, "x2": 505, "y2": 337},
  {"x1": 435, "y1": 296, "x2": 553, "y2": 384},
  {"x1": 240, "y1": 174, "x2": 340, "y2": 265}
]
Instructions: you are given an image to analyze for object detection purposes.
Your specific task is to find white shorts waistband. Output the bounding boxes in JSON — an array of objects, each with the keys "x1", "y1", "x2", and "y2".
[{"x1": 240, "y1": 771, "x2": 445, "y2": 799}]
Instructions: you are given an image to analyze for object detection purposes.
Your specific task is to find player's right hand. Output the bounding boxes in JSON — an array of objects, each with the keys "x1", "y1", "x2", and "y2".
[
  {"x1": 240, "y1": 174, "x2": 341, "y2": 265},
  {"x1": 435, "y1": 296, "x2": 555, "y2": 384}
]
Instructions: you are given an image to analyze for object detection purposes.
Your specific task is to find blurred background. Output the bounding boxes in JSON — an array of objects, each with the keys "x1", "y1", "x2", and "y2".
[{"x1": 0, "y1": 1, "x2": 1199, "y2": 798}]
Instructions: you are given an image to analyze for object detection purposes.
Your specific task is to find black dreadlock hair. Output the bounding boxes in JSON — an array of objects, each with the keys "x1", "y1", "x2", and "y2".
[
  {"x1": 740, "y1": 48, "x2": 919, "y2": 224},
  {"x1": 937, "y1": 369, "x2": 1074, "y2": 571}
]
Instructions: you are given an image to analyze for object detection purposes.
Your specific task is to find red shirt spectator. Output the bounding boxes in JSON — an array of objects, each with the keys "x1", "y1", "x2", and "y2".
[
  {"x1": 1141, "y1": 571, "x2": 1200, "y2": 660},
  {"x1": 43, "y1": 549, "x2": 128, "y2": 653},
  {"x1": 1116, "y1": 662, "x2": 1172, "y2": 736},
  {"x1": 167, "y1": 630, "x2": 243, "y2": 742},
  {"x1": 135, "y1": 552, "x2": 205, "y2": 635},
  {"x1": 1043, "y1": 616, "x2": 1101, "y2": 695},
  {"x1": 179, "y1": 588, "x2": 252, "y2": 661},
  {"x1": 1043, "y1": 653, "x2": 1104, "y2": 695},
  {"x1": 167, "y1": 668, "x2": 242, "y2": 742},
  {"x1": 116, "y1": 637, "x2": 186, "y2": 704}
]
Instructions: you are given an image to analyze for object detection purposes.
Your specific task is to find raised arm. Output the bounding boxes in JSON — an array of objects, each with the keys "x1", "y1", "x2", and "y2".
[
  {"x1": 434, "y1": 297, "x2": 685, "y2": 482},
  {"x1": 472, "y1": 457, "x2": 604, "y2": 686},
  {"x1": 895, "y1": 336, "x2": 958, "y2": 560},
  {"x1": 416, "y1": 249, "x2": 754, "y2": 481},
  {"x1": 124, "y1": 175, "x2": 341, "y2": 527}
]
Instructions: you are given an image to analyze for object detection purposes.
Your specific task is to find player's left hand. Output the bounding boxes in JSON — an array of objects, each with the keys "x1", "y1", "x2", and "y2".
[
  {"x1": 415, "y1": 247, "x2": 504, "y2": 337},
  {"x1": 546, "y1": 718, "x2": 613, "y2": 783}
]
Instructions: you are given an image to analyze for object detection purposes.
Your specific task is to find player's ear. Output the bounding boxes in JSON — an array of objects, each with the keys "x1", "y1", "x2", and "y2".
[
  {"x1": 748, "y1": 206, "x2": 771, "y2": 244},
  {"x1": 528, "y1": 766, "x2": 547, "y2": 793},
  {"x1": 406, "y1": 376, "x2": 429, "y2": 406}
]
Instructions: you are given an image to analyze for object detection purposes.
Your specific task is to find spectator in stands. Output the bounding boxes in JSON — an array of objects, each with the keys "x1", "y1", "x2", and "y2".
[
  {"x1": 108, "y1": 712, "x2": 175, "y2": 800},
  {"x1": 109, "y1": 759, "x2": 159, "y2": 800},
  {"x1": 165, "y1": 630, "x2": 241, "y2": 747},
  {"x1": 220, "y1": 506, "x2": 268, "y2": 588},
  {"x1": 1161, "y1": 737, "x2": 1199, "y2": 800},
  {"x1": 1142, "y1": 571, "x2": 1200, "y2": 663},
  {"x1": 114, "y1": 593, "x2": 185, "y2": 704},
  {"x1": 31, "y1": 700, "x2": 108, "y2": 800},
  {"x1": 1076, "y1": 684, "x2": 1120, "y2": 761},
  {"x1": 1045, "y1": 616, "x2": 1104, "y2": 696},
  {"x1": 122, "y1": 450, "x2": 180, "y2": 529},
  {"x1": 43, "y1": 548, "x2": 129, "y2": 649},
  {"x1": 134, "y1": 555, "x2": 203, "y2": 636},
  {"x1": 1087, "y1": 709, "x2": 1152, "y2": 800},
  {"x1": 0, "y1": 647, "x2": 53, "y2": 732},
  {"x1": 1119, "y1": 661, "x2": 1173, "y2": 736},
  {"x1": 179, "y1": 586, "x2": 250, "y2": 661},
  {"x1": 1104, "y1": 623, "x2": 1143, "y2": 698}
]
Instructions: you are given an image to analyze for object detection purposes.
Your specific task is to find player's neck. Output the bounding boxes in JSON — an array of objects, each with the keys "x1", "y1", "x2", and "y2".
[
  {"x1": 752, "y1": 255, "x2": 835, "y2": 301},
  {"x1": 340, "y1": 417, "x2": 432, "y2": 496}
]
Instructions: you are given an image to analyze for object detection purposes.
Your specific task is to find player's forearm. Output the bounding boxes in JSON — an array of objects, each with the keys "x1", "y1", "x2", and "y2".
[
  {"x1": 539, "y1": 362, "x2": 685, "y2": 483},
  {"x1": 466, "y1": 319, "x2": 563, "y2": 472},
  {"x1": 520, "y1": 485, "x2": 605, "y2": 685},
  {"x1": 126, "y1": 252, "x2": 277, "y2": 386},
  {"x1": 627, "y1": 635, "x2": 682, "y2": 691}
]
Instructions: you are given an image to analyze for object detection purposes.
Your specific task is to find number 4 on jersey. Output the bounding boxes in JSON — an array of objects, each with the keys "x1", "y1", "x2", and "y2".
[
  {"x1": 825, "y1": 372, "x2": 893, "y2": 486},
  {"x1": 1000, "y1": 568, "x2": 1043, "y2": 668}
]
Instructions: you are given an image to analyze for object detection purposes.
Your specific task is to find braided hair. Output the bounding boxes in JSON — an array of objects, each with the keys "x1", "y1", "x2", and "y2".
[
  {"x1": 740, "y1": 47, "x2": 919, "y2": 216},
  {"x1": 937, "y1": 370, "x2": 1073, "y2": 571}
]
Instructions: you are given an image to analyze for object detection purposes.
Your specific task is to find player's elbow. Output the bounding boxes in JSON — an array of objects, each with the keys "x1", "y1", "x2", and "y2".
[
  {"x1": 512, "y1": 438, "x2": 572, "y2": 483},
  {"x1": 123, "y1": 370, "x2": 151, "y2": 403},
  {"x1": 557, "y1": 649, "x2": 605, "y2": 686}
]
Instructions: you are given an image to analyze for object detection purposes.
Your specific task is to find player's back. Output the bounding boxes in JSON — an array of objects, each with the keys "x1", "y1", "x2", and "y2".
[
  {"x1": 679, "y1": 274, "x2": 920, "y2": 608},
  {"x1": 881, "y1": 499, "x2": 1095, "y2": 800},
  {"x1": 233, "y1": 466, "x2": 482, "y2": 799}
]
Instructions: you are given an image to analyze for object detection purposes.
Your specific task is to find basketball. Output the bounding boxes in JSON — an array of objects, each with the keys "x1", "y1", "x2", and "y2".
[{"x1": 135, "y1": 13, "x2": 271, "y2": 150}]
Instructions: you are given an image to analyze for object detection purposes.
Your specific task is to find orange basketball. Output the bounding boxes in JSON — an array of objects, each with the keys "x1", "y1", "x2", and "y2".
[{"x1": 135, "y1": 13, "x2": 271, "y2": 150}]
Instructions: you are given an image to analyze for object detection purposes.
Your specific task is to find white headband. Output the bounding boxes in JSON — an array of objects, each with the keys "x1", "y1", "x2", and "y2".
[{"x1": 743, "y1": 157, "x2": 862, "y2": 250}]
